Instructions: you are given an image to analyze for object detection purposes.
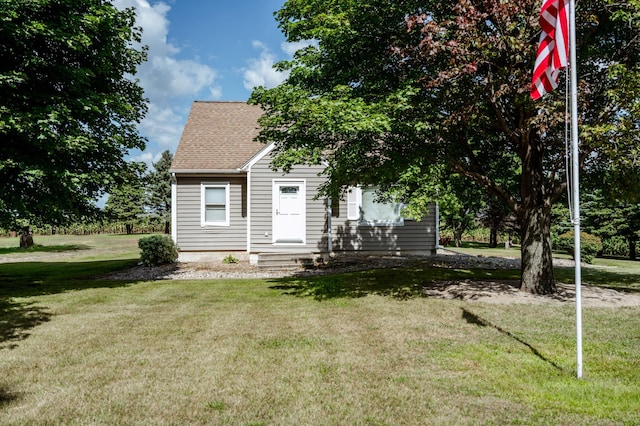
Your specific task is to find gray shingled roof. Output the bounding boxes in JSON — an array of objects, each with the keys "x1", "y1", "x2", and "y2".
[{"x1": 170, "y1": 101, "x2": 266, "y2": 173}]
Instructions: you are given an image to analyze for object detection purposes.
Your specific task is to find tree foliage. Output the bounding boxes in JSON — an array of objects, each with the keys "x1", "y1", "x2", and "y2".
[
  {"x1": 582, "y1": 191, "x2": 640, "y2": 260},
  {"x1": 0, "y1": 0, "x2": 148, "y2": 229},
  {"x1": 251, "y1": 0, "x2": 640, "y2": 294},
  {"x1": 146, "y1": 150, "x2": 173, "y2": 234},
  {"x1": 104, "y1": 162, "x2": 146, "y2": 235}
]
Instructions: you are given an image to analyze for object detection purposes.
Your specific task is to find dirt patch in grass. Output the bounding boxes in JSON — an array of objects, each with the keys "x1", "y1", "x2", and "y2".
[{"x1": 423, "y1": 279, "x2": 640, "y2": 307}]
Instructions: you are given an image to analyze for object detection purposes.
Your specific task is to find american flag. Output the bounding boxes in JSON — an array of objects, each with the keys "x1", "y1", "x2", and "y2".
[{"x1": 530, "y1": 0, "x2": 570, "y2": 100}]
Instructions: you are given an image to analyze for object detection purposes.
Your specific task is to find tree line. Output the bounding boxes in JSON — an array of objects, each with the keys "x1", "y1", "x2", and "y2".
[
  {"x1": 104, "y1": 150, "x2": 173, "y2": 236},
  {"x1": 440, "y1": 186, "x2": 640, "y2": 261},
  {"x1": 0, "y1": 150, "x2": 173, "y2": 238}
]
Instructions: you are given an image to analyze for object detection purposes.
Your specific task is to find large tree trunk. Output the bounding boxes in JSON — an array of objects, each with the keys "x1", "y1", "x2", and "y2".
[
  {"x1": 629, "y1": 239, "x2": 636, "y2": 261},
  {"x1": 520, "y1": 204, "x2": 556, "y2": 294},
  {"x1": 519, "y1": 135, "x2": 556, "y2": 294}
]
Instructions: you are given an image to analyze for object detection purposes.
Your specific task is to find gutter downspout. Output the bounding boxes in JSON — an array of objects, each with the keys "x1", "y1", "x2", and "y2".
[
  {"x1": 171, "y1": 173, "x2": 177, "y2": 244},
  {"x1": 435, "y1": 200, "x2": 440, "y2": 253},
  {"x1": 326, "y1": 197, "x2": 333, "y2": 254},
  {"x1": 245, "y1": 168, "x2": 251, "y2": 254}
]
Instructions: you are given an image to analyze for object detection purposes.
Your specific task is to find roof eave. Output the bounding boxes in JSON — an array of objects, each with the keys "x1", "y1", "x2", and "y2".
[
  {"x1": 169, "y1": 168, "x2": 246, "y2": 175},
  {"x1": 239, "y1": 142, "x2": 275, "y2": 171}
]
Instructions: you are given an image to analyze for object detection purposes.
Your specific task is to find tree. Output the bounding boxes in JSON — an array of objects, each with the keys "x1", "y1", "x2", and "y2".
[
  {"x1": 582, "y1": 191, "x2": 640, "y2": 260},
  {"x1": 250, "y1": 0, "x2": 640, "y2": 294},
  {"x1": 438, "y1": 174, "x2": 485, "y2": 247},
  {"x1": 0, "y1": 0, "x2": 148, "y2": 232},
  {"x1": 478, "y1": 197, "x2": 513, "y2": 249},
  {"x1": 104, "y1": 163, "x2": 146, "y2": 235},
  {"x1": 146, "y1": 150, "x2": 173, "y2": 234}
]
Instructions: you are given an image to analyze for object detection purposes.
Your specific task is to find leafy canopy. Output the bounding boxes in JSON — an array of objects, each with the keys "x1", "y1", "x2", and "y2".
[
  {"x1": 251, "y1": 0, "x2": 640, "y2": 212},
  {"x1": 251, "y1": 0, "x2": 640, "y2": 293},
  {"x1": 0, "y1": 0, "x2": 148, "y2": 229},
  {"x1": 104, "y1": 162, "x2": 147, "y2": 233}
]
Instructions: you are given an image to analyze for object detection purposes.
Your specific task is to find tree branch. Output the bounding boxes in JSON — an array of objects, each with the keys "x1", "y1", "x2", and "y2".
[{"x1": 450, "y1": 159, "x2": 519, "y2": 214}]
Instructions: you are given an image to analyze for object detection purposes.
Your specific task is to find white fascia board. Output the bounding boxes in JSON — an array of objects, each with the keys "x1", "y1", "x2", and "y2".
[{"x1": 239, "y1": 142, "x2": 276, "y2": 171}]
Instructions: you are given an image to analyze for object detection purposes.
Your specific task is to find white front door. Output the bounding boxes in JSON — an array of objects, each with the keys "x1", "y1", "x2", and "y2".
[{"x1": 272, "y1": 180, "x2": 305, "y2": 244}]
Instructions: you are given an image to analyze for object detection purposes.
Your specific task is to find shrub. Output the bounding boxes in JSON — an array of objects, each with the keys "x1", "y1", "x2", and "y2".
[
  {"x1": 138, "y1": 235, "x2": 178, "y2": 266},
  {"x1": 556, "y1": 231, "x2": 602, "y2": 264},
  {"x1": 601, "y1": 236, "x2": 629, "y2": 257},
  {"x1": 222, "y1": 254, "x2": 239, "y2": 264}
]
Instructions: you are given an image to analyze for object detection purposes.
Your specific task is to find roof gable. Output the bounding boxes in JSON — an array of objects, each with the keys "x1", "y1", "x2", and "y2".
[{"x1": 170, "y1": 101, "x2": 265, "y2": 173}]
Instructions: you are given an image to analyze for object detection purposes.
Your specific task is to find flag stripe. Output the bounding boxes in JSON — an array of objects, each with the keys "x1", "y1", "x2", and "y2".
[{"x1": 531, "y1": 0, "x2": 570, "y2": 100}]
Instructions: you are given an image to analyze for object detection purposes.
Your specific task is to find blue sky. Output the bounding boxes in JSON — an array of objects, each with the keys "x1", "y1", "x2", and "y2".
[{"x1": 113, "y1": 0, "x2": 301, "y2": 168}]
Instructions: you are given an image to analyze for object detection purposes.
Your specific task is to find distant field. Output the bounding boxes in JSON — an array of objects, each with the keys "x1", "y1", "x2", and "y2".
[{"x1": 0, "y1": 233, "x2": 144, "y2": 262}]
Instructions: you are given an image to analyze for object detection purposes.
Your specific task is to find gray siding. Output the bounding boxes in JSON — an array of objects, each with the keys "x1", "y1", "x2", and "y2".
[
  {"x1": 248, "y1": 152, "x2": 436, "y2": 255},
  {"x1": 249, "y1": 155, "x2": 328, "y2": 253},
  {"x1": 174, "y1": 176, "x2": 247, "y2": 251},
  {"x1": 330, "y1": 202, "x2": 437, "y2": 255},
  {"x1": 175, "y1": 155, "x2": 436, "y2": 255}
]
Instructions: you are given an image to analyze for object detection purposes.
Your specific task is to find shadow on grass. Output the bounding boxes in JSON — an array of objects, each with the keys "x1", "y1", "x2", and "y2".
[
  {"x1": 0, "y1": 299, "x2": 51, "y2": 350},
  {"x1": 268, "y1": 267, "x2": 520, "y2": 300},
  {"x1": 461, "y1": 308, "x2": 565, "y2": 373},
  {"x1": 0, "y1": 244, "x2": 91, "y2": 255},
  {"x1": 0, "y1": 259, "x2": 142, "y2": 298},
  {"x1": 0, "y1": 384, "x2": 22, "y2": 407},
  {"x1": 0, "y1": 258, "x2": 148, "y2": 352}
]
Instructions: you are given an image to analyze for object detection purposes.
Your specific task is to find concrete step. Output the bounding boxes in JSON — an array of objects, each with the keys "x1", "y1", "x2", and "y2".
[{"x1": 256, "y1": 253, "x2": 316, "y2": 270}]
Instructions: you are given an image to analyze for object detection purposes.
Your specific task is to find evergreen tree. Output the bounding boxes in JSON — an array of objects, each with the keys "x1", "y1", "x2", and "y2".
[
  {"x1": 146, "y1": 150, "x2": 173, "y2": 234},
  {"x1": 105, "y1": 163, "x2": 146, "y2": 235},
  {"x1": 582, "y1": 192, "x2": 640, "y2": 260}
]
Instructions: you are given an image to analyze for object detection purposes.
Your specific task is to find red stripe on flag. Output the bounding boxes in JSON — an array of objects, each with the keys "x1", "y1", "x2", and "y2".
[{"x1": 531, "y1": 0, "x2": 569, "y2": 100}]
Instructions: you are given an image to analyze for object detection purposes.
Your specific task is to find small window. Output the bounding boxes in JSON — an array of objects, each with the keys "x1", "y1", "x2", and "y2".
[
  {"x1": 347, "y1": 186, "x2": 404, "y2": 226},
  {"x1": 201, "y1": 183, "x2": 230, "y2": 226}
]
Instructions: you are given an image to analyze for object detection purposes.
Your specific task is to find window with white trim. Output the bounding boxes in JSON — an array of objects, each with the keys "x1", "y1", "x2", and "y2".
[
  {"x1": 201, "y1": 183, "x2": 230, "y2": 226},
  {"x1": 347, "y1": 187, "x2": 404, "y2": 225}
]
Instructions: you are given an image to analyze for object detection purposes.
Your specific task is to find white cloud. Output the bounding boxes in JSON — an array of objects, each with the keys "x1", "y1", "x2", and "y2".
[
  {"x1": 242, "y1": 41, "x2": 290, "y2": 90},
  {"x1": 113, "y1": 0, "x2": 219, "y2": 158},
  {"x1": 129, "y1": 151, "x2": 158, "y2": 167},
  {"x1": 141, "y1": 56, "x2": 219, "y2": 101},
  {"x1": 115, "y1": 0, "x2": 219, "y2": 102},
  {"x1": 281, "y1": 40, "x2": 317, "y2": 56},
  {"x1": 242, "y1": 40, "x2": 318, "y2": 91},
  {"x1": 139, "y1": 104, "x2": 186, "y2": 149}
]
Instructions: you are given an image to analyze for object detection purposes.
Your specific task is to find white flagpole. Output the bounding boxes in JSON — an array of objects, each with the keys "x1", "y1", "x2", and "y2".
[{"x1": 568, "y1": 0, "x2": 583, "y2": 379}]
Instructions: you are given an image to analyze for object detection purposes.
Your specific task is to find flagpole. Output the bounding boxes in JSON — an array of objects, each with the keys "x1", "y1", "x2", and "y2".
[{"x1": 568, "y1": 0, "x2": 583, "y2": 379}]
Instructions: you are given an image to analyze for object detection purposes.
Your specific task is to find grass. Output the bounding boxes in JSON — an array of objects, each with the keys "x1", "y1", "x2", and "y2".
[
  {"x1": 0, "y1": 234, "x2": 144, "y2": 297},
  {"x1": 0, "y1": 243, "x2": 91, "y2": 255},
  {"x1": 443, "y1": 241, "x2": 525, "y2": 258},
  {"x1": 447, "y1": 241, "x2": 640, "y2": 293},
  {"x1": 0, "y1": 235, "x2": 639, "y2": 425}
]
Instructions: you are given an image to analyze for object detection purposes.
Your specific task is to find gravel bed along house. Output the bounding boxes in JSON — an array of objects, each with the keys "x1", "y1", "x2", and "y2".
[{"x1": 101, "y1": 249, "x2": 565, "y2": 281}]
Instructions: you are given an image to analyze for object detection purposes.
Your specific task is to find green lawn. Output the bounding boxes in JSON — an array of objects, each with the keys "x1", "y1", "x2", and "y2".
[
  {"x1": 1, "y1": 235, "x2": 639, "y2": 425},
  {"x1": 446, "y1": 241, "x2": 640, "y2": 293}
]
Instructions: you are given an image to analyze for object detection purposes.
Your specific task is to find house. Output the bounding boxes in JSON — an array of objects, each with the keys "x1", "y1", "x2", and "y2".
[{"x1": 170, "y1": 101, "x2": 437, "y2": 265}]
